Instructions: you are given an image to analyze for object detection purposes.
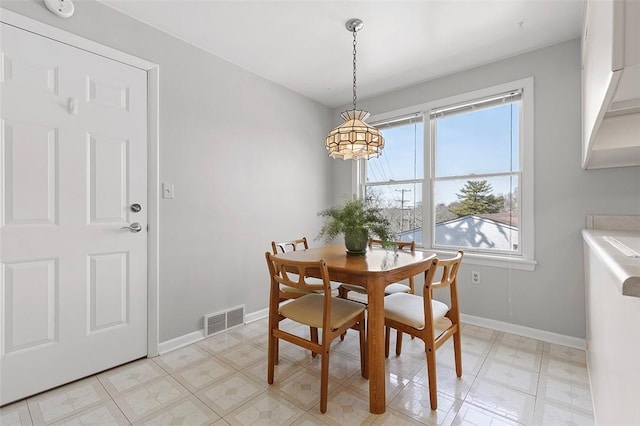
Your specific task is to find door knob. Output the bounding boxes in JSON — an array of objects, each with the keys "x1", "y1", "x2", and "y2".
[{"x1": 121, "y1": 222, "x2": 143, "y2": 233}]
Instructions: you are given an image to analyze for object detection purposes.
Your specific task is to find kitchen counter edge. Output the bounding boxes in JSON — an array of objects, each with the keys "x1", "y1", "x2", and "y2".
[{"x1": 582, "y1": 229, "x2": 640, "y2": 298}]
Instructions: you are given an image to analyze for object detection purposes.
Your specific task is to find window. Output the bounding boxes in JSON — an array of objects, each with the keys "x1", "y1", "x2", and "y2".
[
  {"x1": 432, "y1": 90, "x2": 521, "y2": 255},
  {"x1": 361, "y1": 79, "x2": 534, "y2": 269},
  {"x1": 365, "y1": 115, "x2": 424, "y2": 243}
]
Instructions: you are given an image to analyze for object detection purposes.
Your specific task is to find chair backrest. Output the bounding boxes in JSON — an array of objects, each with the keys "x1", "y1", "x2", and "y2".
[
  {"x1": 426, "y1": 250, "x2": 463, "y2": 290},
  {"x1": 370, "y1": 239, "x2": 417, "y2": 292},
  {"x1": 271, "y1": 237, "x2": 309, "y2": 254},
  {"x1": 368, "y1": 239, "x2": 415, "y2": 252},
  {"x1": 423, "y1": 251, "x2": 463, "y2": 323},
  {"x1": 265, "y1": 252, "x2": 331, "y2": 296}
]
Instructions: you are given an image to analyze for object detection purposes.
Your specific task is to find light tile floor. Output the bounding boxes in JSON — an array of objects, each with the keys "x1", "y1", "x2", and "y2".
[{"x1": 0, "y1": 319, "x2": 594, "y2": 425}]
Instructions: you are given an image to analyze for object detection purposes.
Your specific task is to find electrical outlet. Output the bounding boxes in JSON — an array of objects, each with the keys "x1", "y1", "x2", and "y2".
[{"x1": 471, "y1": 271, "x2": 480, "y2": 284}]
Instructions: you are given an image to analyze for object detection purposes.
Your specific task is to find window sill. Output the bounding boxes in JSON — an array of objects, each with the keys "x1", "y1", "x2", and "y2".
[{"x1": 418, "y1": 248, "x2": 537, "y2": 271}]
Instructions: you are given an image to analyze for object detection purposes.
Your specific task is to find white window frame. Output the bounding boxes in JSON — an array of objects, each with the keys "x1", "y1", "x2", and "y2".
[
  {"x1": 430, "y1": 89, "x2": 523, "y2": 257},
  {"x1": 357, "y1": 78, "x2": 536, "y2": 271}
]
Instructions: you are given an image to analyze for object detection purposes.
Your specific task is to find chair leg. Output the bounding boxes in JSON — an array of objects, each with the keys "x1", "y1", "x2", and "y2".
[
  {"x1": 311, "y1": 327, "x2": 318, "y2": 358},
  {"x1": 338, "y1": 286, "x2": 349, "y2": 299},
  {"x1": 320, "y1": 351, "x2": 330, "y2": 413},
  {"x1": 338, "y1": 288, "x2": 349, "y2": 342},
  {"x1": 396, "y1": 330, "x2": 403, "y2": 356},
  {"x1": 385, "y1": 326, "x2": 390, "y2": 358},
  {"x1": 359, "y1": 320, "x2": 368, "y2": 379},
  {"x1": 267, "y1": 334, "x2": 276, "y2": 384},
  {"x1": 426, "y1": 348, "x2": 438, "y2": 410},
  {"x1": 274, "y1": 338, "x2": 279, "y2": 365},
  {"x1": 453, "y1": 328, "x2": 462, "y2": 377}
]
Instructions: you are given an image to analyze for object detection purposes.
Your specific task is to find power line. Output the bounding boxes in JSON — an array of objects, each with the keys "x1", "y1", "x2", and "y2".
[{"x1": 395, "y1": 188, "x2": 412, "y2": 231}]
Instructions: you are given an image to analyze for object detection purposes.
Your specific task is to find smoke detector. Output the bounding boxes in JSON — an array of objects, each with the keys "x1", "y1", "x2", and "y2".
[{"x1": 44, "y1": 0, "x2": 75, "y2": 18}]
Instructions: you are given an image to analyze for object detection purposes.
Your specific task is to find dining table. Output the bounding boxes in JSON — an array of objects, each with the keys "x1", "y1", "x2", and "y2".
[{"x1": 274, "y1": 243, "x2": 436, "y2": 414}]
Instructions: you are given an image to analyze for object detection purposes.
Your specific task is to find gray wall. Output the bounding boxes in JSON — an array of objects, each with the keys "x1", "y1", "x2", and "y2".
[
  {"x1": 2, "y1": 0, "x2": 334, "y2": 342},
  {"x1": 6, "y1": 1, "x2": 639, "y2": 342},
  {"x1": 332, "y1": 38, "x2": 640, "y2": 339}
]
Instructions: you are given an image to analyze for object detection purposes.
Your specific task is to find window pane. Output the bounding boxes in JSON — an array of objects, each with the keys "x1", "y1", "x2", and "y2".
[
  {"x1": 366, "y1": 183, "x2": 422, "y2": 244},
  {"x1": 434, "y1": 176, "x2": 519, "y2": 252},
  {"x1": 367, "y1": 121, "x2": 424, "y2": 183},
  {"x1": 435, "y1": 102, "x2": 519, "y2": 177}
]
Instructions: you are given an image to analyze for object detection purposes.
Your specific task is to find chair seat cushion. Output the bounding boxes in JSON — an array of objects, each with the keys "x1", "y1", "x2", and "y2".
[
  {"x1": 306, "y1": 277, "x2": 341, "y2": 291},
  {"x1": 284, "y1": 275, "x2": 341, "y2": 291},
  {"x1": 339, "y1": 283, "x2": 367, "y2": 294},
  {"x1": 384, "y1": 283, "x2": 411, "y2": 295},
  {"x1": 341, "y1": 282, "x2": 411, "y2": 296},
  {"x1": 281, "y1": 285, "x2": 312, "y2": 295},
  {"x1": 279, "y1": 293, "x2": 365, "y2": 330},
  {"x1": 384, "y1": 293, "x2": 449, "y2": 330}
]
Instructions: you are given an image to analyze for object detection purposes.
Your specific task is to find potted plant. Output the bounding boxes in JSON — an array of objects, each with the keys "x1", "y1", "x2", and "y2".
[{"x1": 317, "y1": 198, "x2": 391, "y2": 255}]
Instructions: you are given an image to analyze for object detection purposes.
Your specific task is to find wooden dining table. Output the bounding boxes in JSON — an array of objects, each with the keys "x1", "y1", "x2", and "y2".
[{"x1": 275, "y1": 244, "x2": 436, "y2": 414}]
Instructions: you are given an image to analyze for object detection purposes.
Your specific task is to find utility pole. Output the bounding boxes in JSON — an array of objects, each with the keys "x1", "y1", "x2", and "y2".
[{"x1": 395, "y1": 189, "x2": 411, "y2": 231}]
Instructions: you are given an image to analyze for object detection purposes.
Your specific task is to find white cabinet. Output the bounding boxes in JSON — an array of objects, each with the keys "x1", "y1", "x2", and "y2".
[
  {"x1": 583, "y1": 230, "x2": 640, "y2": 425},
  {"x1": 582, "y1": 0, "x2": 640, "y2": 169}
]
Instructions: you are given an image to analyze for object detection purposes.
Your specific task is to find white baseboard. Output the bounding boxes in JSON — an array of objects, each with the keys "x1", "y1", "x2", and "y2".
[
  {"x1": 245, "y1": 308, "x2": 268, "y2": 323},
  {"x1": 158, "y1": 330, "x2": 205, "y2": 355},
  {"x1": 461, "y1": 313, "x2": 586, "y2": 350},
  {"x1": 158, "y1": 310, "x2": 586, "y2": 355},
  {"x1": 158, "y1": 308, "x2": 269, "y2": 355}
]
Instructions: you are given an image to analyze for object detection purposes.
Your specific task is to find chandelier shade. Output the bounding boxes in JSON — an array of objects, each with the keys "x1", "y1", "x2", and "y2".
[
  {"x1": 326, "y1": 110, "x2": 384, "y2": 160},
  {"x1": 326, "y1": 18, "x2": 384, "y2": 160}
]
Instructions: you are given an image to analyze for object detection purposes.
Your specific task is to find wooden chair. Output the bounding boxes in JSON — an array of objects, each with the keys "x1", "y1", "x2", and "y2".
[
  {"x1": 338, "y1": 239, "x2": 416, "y2": 301},
  {"x1": 271, "y1": 237, "x2": 315, "y2": 298},
  {"x1": 271, "y1": 237, "x2": 320, "y2": 359},
  {"x1": 271, "y1": 237, "x2": 342, "y2": 296},
  {"x1": 384, "y1": 250, "x2": 464, "y2": 410},
  {"x1": 265, "y1": 252, "x2": 367, "y2": 413},
  {"x1": 271, "y1": 237, "x2": 311, "y2": 255}
]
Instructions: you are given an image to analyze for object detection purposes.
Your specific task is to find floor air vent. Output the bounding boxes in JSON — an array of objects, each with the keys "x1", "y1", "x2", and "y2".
[{"x1": 204, "y1": 305, "x2": 245, "y2": 337}]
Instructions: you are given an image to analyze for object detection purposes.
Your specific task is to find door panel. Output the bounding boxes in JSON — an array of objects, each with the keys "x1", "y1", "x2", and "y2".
[
  {"x1": 2, "y1": 55, "x2": 59, "y2": 94},
  {"x1": 89, "y1": 252, "x2": 128, "y2": 332},
  {"x1": 1, "y1": 23, "x2": 148, "y2": 405},
  {"x1": 89, "y1": 134, "x2": 128, "y2": 223},
  {"x1": 3, "y1": 259, "x2": 57, "y2": 353},
  {"x1": 3, "y1": 121, "x2": 58, "y2": 225},
  {"x1": 87, "y1": 77, "x2": 129, "y2": 111}
]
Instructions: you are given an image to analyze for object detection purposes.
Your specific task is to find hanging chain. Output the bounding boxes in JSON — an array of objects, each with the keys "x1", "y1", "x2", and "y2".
[{"x1": 352, "y1": 28, "x2": 358, "y2": 111}]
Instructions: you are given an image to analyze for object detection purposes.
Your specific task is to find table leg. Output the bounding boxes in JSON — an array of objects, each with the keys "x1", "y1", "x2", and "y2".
[{"x1": 368, "y1": 277, "x2": 386, "y2": 414}]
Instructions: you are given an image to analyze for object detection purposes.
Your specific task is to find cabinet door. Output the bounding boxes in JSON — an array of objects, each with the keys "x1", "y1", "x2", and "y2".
[{"x1": 581, "y1": 0, "x2": 625, "y2": 168}]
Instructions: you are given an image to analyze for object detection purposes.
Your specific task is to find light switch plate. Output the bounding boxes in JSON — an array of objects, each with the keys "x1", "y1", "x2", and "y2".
[{"x1": 162, "y1": 183, "x2": 175, "y2": 199}]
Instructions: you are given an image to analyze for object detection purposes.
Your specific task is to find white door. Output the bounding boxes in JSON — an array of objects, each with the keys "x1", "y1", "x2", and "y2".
[{"x1": 0, "y1": 23, "x2": 148, "y2": 405}]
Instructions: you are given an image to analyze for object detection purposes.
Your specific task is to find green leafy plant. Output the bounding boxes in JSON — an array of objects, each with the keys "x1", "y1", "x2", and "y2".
[{"x1": 317, "y1": 198, "x2": 391, "y2": 245}]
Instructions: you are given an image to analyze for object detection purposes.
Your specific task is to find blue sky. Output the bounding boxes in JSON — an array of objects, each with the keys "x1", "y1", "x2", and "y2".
[{"x1": 367, "y1": 103, "x2": 519, "y2": 205}]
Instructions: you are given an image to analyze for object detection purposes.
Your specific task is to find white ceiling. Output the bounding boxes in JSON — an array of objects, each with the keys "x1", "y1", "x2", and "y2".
[{"x1": 98, "y1": 0, "x2": 585, "y2": 108}]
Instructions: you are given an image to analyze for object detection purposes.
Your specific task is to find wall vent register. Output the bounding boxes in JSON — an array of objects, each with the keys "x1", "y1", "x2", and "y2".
[{"x1": 203, "y1": 305, "x2": 245, "y2": 337}]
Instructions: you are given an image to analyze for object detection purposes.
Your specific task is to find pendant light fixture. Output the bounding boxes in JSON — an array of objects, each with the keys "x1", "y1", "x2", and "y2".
[{"x1": 326, "y1": 18, "x2": 384, "y2": 160}]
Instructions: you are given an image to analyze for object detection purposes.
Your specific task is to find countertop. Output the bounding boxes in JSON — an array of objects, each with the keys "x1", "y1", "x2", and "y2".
[{"x1": 582, "y1": 229, "x2": 640, "y2": 297}]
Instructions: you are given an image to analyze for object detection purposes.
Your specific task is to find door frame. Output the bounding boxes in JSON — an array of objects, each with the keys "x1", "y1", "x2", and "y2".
[{"x1": 0, "y1": 8, "x2": 161, "y2": 356}]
